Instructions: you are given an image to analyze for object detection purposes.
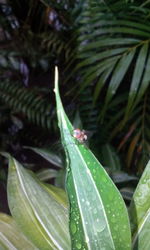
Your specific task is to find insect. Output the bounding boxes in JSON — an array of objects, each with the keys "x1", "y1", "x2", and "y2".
[{"x1": 73, "y1": 128, "x2": 88, "y2": 143}]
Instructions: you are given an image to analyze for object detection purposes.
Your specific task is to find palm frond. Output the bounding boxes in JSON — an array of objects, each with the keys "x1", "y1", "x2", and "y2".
[
  {"x1": 111, "y1": 89, "x2": 150, "y2": 172},
  {"x1": 74, "y1": 0, "x2": 150, "y2": 122}
]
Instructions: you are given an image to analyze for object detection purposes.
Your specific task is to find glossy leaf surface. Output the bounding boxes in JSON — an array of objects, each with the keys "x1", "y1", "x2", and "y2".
[
  {"x1": 0, "y1": 213, "x2": 38, "y2": 249},
  {"x1": 7, "y1": 156, "x2": 71, "y2": 250},
  {"x1": 54, "y1": 67, "x2": 131, "y2": 249},
  {"x1": 129, "y1": 161, "x2": 150, "y2": 249}
]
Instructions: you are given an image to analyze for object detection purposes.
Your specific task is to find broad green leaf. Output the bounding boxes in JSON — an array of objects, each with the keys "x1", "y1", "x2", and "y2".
[
  {"x1": 41, "y1": 183, "x2": 68, "y2": 209},
  {"x1": 54, "y1": 67, "x2": 131, "y2": 249},
  {"x1": 129, "y1": 161, "x2": 150, "y2": 249},
  {"x1": 0, "y1": 213, "x2": 38, "y2": 249},
  {"x1": 7, "y1": 156, "x2": 71, "y2": 250}
]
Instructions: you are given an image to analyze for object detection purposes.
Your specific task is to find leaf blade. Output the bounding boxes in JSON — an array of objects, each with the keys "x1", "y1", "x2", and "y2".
[
  {"x1": 0, "y1": 213, "x2": 38, "y2": 250},
  {"x1": 7, "y1": 156, "x2": 70, "y2": 250},
  {"x1": 129, "y1": 161, "x2": 150, "y2": 249},
  {"x1": 54, "y1": 67, "x2": 131, "y2": 250}
]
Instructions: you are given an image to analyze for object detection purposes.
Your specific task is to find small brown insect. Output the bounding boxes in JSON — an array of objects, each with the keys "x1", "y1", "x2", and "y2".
[{"x1": 73, "y1": 128, "x2": 88, "y2": 143}]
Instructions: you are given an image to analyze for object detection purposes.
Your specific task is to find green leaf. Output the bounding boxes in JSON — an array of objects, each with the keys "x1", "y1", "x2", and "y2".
[
  {"x1": 125, "y1": 43, "x2": 148, "y2": 116},
  {"x1": 93, "y1": 66, "x2": 114, "y2": 102},
  {"x1": 25, "y1": 147, "x2": 63, "y2": 168},
  {"x1": 133, "y1": 50, "x2": 150, "y2": 107},
  {"x1": 7, "y1": 156, "x2": 71, "y2": 250},
  {"x1": 120, "y1": 187, "x2": 135, "y2": 201},
  {"x1": 111, "y1": 172, "x2": 138, "y2": 184},
  {"x1": 41, "y1": 183, "x2": 68, "y2": 209},
  {"x1": 105, "y1": 48, "x2": 135, "y2": 107},
  {"x1": 36, "y1": 168, "x2": 58, "y2": 181},
  {"x1": 78, "y1": 38, "x2": 140, "y2": 50},
  {"x1": 54, "y1": 67, "x2": 131, "y2": 249},
  {"x1": 0, "y1": 213, "x2": 38, "y2": 249},
  {"x1": 129, "y1": 160, "x2": 150, "y2": 249}
]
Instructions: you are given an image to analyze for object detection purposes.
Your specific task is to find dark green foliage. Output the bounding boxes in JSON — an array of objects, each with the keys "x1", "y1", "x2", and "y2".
[
  {"x1": 0, "y1": 0, "x2": 150, "y2": 174},
  {"x1": 112, "y1": 88, "x2": 150, "y2": 173},
  {"x1": 69, "y1": 0, "x2": 150, "y2": 172},
  {"x1": 0, "y1": 80, "x2": 54, "y2": 131},
  {"x1": 74, "y1": 0, "x2": 150, "y2": 122}
]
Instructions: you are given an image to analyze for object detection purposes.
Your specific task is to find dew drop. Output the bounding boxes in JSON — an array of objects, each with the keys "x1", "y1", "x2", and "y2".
[
  {"x1": 95, "y1": 219, "x2": 106, "y2": 233},
  {"x1": 92, "y1": 169, "x2": 96, "y2": 174},
  {"x1": 76, "y1": 242, "x2": 82, "y2": 249},
  {"x1": 86, "y1": 201, "x2": 90, "y2": 206},
  {"x1": 86, "y1": 169, "x2": 90, "y2": 174},
  {"x1": 70, "y1": 221, "x2": 77, "y2": 234},
  {"x1": 93, "y1": 208, "x2": 97, "y2": 214}
]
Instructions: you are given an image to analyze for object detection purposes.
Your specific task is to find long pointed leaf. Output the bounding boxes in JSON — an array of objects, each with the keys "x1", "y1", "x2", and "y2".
[
  {"x1": 125, "y1": 43, "x2": 148, "y2": 116},
  {"x1": 0, "y1": 213, "x2": 38, "y2": 250},
  {"x1": 129, "y1": 161, "x2": 150, "y2": 249},
  {"x1": 134, "y1": 51, "x2": 150, "y2": 107},
  {"x1": 105, "y1": 49, "x2": 135, "y2": 107},
  {"x1": 54, "y1": 67, "x2": 131, "y2": 249},
  {"x1": 25, "y1": 146, "x2": 63, "y2": 168},
  {"x1": 7, "y1": 156, "x2": 71, "y2": 250}
]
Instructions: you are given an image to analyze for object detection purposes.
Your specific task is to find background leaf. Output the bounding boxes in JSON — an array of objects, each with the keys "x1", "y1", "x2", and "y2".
[
  {"x1": 7, "y1": 156, "x2": 71, "y2": 250},
  {"x1": 0, "y1": 213, "x2": 38, "y2": 250},
  {"x1": 129, "y1": 160, "x2": 150, "y2": 249}
]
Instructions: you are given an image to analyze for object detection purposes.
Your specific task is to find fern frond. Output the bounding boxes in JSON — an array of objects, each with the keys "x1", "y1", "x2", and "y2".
[{"x1": 0, "y1": 80, "x2": 54, "y2": 130}]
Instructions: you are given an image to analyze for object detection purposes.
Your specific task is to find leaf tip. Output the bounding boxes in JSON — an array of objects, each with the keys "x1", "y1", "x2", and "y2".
[{"x1": 54, "y1": 66, "x2": 59, "y2": 91}]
